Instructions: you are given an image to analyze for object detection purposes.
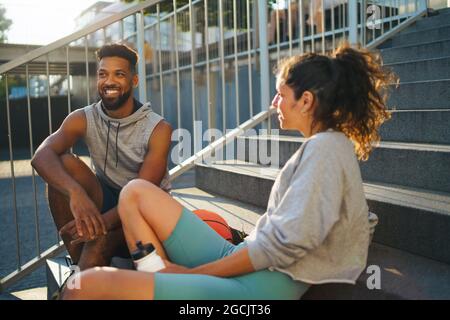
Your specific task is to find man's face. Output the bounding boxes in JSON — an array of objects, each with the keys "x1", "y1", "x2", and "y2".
[{"x1": 97, "y1": 56, "x2": 137, "y2": 111}]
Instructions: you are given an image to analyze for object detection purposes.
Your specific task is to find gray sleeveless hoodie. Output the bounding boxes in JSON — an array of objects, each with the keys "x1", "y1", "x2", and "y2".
[{"x1": 83, "y1": 100, "x2": 171, "y2": 192}]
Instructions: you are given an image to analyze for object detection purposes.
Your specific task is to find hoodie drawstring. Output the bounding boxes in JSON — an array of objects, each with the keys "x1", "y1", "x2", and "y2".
[
  {"x1": 104, "y1": 120, "x2": 111, "y2": 177},
  {"x1": 115, "y1": 122, "x2": 121, "y2": 168}
]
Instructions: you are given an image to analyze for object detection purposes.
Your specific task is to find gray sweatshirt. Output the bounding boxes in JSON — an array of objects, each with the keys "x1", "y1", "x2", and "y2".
[
  {"x1": 245, "y1": 130, "x2": 376, "y2": 284},
  {"x1": 83, "y1": 100, "x2": 171, "y2": 191}
]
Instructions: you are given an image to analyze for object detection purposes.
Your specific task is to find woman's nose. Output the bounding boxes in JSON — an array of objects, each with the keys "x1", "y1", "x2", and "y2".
[{"x1": 271, "y1": 95, "x2": 279, "y2": 108}]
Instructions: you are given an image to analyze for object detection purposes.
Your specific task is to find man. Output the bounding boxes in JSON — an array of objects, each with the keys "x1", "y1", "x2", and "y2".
[{"x1": 32, "y1": 43, "x2": 172, "y2": 270}]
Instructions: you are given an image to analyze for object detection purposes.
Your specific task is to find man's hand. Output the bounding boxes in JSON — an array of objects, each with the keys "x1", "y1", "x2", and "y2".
[
  {"x1": 60, "y1": 219, "x2": 106, "y2": 245},
  {"x1": 69, "y1": 190, "x2": 107, "y2": 240},
  {"x1": 158, "y1": 259, "x2": 191, "y2": 274}
]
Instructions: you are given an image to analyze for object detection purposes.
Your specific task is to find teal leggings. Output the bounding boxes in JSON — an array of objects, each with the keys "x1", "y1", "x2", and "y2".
[{"x1": 153, "y1": 208, "x2": 310, "y2": 300}]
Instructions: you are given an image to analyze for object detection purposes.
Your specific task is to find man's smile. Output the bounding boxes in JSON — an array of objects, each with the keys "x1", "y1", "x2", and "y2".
[{"x1": 103, "y1": 88, "x2": 121, "y2": 97}]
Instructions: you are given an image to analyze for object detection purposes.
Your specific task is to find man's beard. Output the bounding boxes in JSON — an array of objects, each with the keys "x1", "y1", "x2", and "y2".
[{"x1": 99, "y1": 87, "x2": 132, "y2": 111}]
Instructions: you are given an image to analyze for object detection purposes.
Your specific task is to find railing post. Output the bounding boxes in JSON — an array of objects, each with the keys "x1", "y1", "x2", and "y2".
[
  {"x1": 258, "y1": 0, "x2": 270, "y2": 112},
  {"x1": 219, "y1": 0, "x2": 226, "y2": 132},
  {"x1": 419, "y1": 0, "x2": 427, "y2": 11},
  {"x1": 349, "y1": 0, "x2": 359, "y2": 45},
  {"x1": 137, "y1": 10, "x2": 147, "y2": 103}
]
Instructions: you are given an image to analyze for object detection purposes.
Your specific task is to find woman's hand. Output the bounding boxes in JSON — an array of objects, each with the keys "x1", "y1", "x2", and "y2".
[{"x1": 158, "y1": 259, "x2": 191, "y2": 274}]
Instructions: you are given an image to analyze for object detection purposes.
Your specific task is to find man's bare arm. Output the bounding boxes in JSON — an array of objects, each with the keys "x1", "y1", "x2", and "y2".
[
  {"x1": 137, "y1": 120, "x2": 173, "y2": 185},
  {"x1": 32, "y1": 110, "x2": 86, "y2": 196},
  {"x1": 32, "y1": 109, "x2": 106, "y2": 238}
]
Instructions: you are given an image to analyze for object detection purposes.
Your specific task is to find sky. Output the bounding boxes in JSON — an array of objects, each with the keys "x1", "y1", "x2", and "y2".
[{"x1": 1, "y1": 0, "x2": 113, "y2": 45}]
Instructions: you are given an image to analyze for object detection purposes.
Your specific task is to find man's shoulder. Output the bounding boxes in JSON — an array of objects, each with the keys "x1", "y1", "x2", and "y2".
[
  {"x1": 154, "y1": 119, "x2": 172, "y2": 131},
  {"x1": 81, "y1": 102, "x2": 98, "y2": 114},
  {"x1": 148, "y1": 120, "x2": 173, "y2": 143},
  {"x1": 67, "y1": 108, "x2": 87, "y2": 122}
]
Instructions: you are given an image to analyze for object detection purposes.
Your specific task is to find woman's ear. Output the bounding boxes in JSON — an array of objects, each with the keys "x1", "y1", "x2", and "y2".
[{"x1": 300, "y1": 91, "x2": 316, "y2": 114}]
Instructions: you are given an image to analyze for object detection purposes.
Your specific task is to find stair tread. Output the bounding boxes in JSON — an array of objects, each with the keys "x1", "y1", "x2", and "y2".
[
  {"x1": 398, "y1": 23, "x2": 450, "y2": 36},
  {"x1": 391, "y1": 78, "x2": 450, "y2": 85},
  {"x1": 241, "y1": 135, "x2": 450, "y2": 152},
  {"x1": 363, "y1": 182, "x2": 450, "y2": 216},
  {"x1": 8, "y1": 287, "x2": 46, "y2": 300},
  {"x1": 380, "y1": 37, "x2": 450, "y2": 51},
  {"x1": 383, "y1": 55, "x2": 450, "y2": 66},
  {"x1": 390, "y1": 109, "x2": 450, "y2": 112},
  {"x1": 390, "y1": 79, "x2": 450, "y2": 86},
  {"x1": 197, "y1": 160, "x2": 279, "y2": 180},
  {"x1": 304, "y1": 242, "x2": 450, "y2": 299},
  {"x1": 198, "y1": 160, "x2": 450, "y2": 214},
  {"x1": 171, "y1": 185, "x2": 263, "y2": 233}
]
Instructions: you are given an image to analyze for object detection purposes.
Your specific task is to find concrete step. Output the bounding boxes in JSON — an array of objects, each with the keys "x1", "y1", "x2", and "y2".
[
  {"x1": 379, "y1": 110, "x2": 450, "y2": 144},
  {"x1": 46, "y1": 256, "x2": 73, "y2": 300},
  {"x1": 381, "y1": 25, "x2": 450, "y2": 47},
  {"x1": 385, "y1": 56, "x2": 450, "y2": 82},
  {"x1": 195, "y1": 161, "x2": 450, "y2": 264},
  {"x1": 387, "y1": 79, "x2": 450, "y2": 110},
  {"x1": 234, "y1": 135, "x2": 450, "y2": 193},
  {"x1": 6, "y1": 287, "x2": 46, "y2": 300},
  {"x1": 380, "y1": 39, "x2": 450, "y2": 64},
  {"x1": 399, "y1": 21, "x2": 450, "y2": 37},
  {"x1": 360, "y1": 141, "x2": 450, "y2": 193},
  {"x1": 403, "y1": 12, "x2": 450, "y2": 32},
  {"x1": 302, "y1": 243, "x2": 450, "y2": 300},
  {"x1": 171, "y1": 186, "x2": 264, "y2": 235}
]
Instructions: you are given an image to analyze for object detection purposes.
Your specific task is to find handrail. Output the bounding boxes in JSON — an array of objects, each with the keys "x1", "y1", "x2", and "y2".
[
  {"x1": 168, "y1": 108, "x2": 276, "y2": 181},
  {"x1": 0, "y1": 0, "x2": 162, "y2": 75},
  {"x1": 367, "y1": 5, "x2": 428, "y2": 50},
  {"x1": 0, "y1": 242, "x2": 66, "y2": 293}
]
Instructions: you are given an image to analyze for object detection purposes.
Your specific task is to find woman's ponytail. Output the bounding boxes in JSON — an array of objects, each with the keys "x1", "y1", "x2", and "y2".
[{"x1": 327, "y1": 45, "x2": 397, "y2": 160}]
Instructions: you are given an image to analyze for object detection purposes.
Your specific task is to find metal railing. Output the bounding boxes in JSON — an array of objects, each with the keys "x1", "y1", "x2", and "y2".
[{"x1": 0, "y1": 0, "x2": 427, "y2": 292}]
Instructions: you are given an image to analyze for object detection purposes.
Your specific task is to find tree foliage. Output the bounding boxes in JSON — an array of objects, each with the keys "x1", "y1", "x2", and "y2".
[{"x1": 0, "y1": 4, "x2": 12, "y2": 43}]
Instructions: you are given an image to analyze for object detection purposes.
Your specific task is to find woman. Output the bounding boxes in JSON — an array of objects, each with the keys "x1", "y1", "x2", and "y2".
[{"x1": 62, "y1": 44, "x2": 393, "y2": 300}]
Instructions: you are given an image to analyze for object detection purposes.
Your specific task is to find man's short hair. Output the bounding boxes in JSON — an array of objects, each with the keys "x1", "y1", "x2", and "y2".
[{"x1": 96, "y1": 43, "x2": 139, "y2": 73}]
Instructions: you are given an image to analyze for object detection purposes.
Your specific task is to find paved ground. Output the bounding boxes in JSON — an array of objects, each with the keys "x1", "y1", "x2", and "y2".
[
  {"x1": 0, "y1": 150, "x2": 199, "y2": 300},
  {"x1": 0, "y1": 152, "x2": 59, "y2": 300}
]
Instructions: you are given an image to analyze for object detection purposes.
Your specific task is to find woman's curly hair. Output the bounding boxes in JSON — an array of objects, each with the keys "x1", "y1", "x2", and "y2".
[{"x1": 276, "y1": 43, "x2": 398, "y2": 160}]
